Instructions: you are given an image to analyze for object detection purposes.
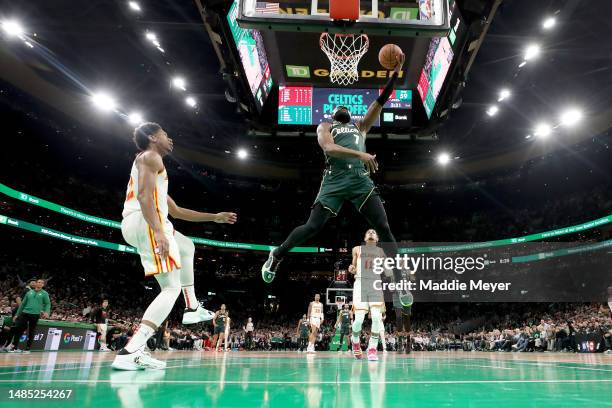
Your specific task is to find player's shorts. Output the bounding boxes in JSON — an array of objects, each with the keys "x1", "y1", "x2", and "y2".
[
  {"x1": 309, "y1": 316, "x2": 322, "y2": 329},
  {"x1": 121, "y1": 212, "x2": 181, "y2": 276},
  {"x1": 340, "y1": 325, "x2": 350, "y2": 335},
  {"x1": 352, "y1": 279, "x2": 384, "y2": 312},
  {"x1": 313, "y1": 167, "x2": 379, "y2": 216},
  {"x1": 214, "y1": 325, "x2": 225, "y2": 335}
]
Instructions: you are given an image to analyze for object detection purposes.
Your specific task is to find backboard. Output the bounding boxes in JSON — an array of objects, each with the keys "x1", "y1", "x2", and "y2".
[
  {"x1": 238, "y1": 0, "x2": 451, "y2": 37},
  {"x1": 214, "y1": 0, "x2": 469, "y2": 129}
]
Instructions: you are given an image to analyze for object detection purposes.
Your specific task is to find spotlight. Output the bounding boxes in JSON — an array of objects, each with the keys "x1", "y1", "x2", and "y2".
[
  {"x1": 128, "y1": 1, "x2": 141, "y2": 12},
  {"x1": 237, "y1": 149, "x2": 248, "y2": 159},
  {"x1": 542, "y1": 17, "x2": 556, "y2": 30},
  {"x1": 172, "y1": 77, "x2": 187, "y2": 91},
  {"x1": 437, "y1": 152, "x2": 450, "y2": 166},
  {"x1": 1, "y1": 20, "x2": 25, "y2": 38},
  {"x1": 559, "y1": 108, "x2": 583, "y2": 127},
  {"x1": 185, "y1": 96, "x2": 197, "y2": 108},
  {"x1": 498, "y1": 89, "x2": 511, "y2": 102},
  {"x1": 534, "y1": 122, "x2": 552, "y2": 138},
  {"x1": 145, "y1": 32, "x2": 157, "y2": 42},
  {"x1": 128, "y1": 111, "x2": 144, "y2": 125},
  {"x1": 486, "y1": 105, "x2": 499, "y2": 117},
  {"x1": 524, "y1": 44, "x2": 541, "y2": 61},
  {"x1": 91, "y1": 92, "x2": 117, "y2": 112}
]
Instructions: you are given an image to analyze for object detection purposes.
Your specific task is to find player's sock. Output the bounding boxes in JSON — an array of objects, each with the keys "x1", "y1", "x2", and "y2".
[
  {"x1": 175, "y1": 231, "x2": 199, "y2": 308},
  {"x1": 124, "y1": 324, "x2": 155, "y2": 353},
  {"x1": 352, "y1": 310, "x2": 365, "y2": 342},
  {"x1": 181, "y1": 284, "x2": 198, "y2": 310},
  {"x1": 123, "y1": 270, "x2": 181, "y2": 354},
  {"x1": 368, "y1": 335, "x2": 379, "y2": 350}
]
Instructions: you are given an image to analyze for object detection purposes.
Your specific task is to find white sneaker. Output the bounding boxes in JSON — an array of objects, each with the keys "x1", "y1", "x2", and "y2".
[
  {"x1": 99, "y1": 346, "x2": 111, "y2": 352},
  {"x1": 112, "y1": 348, "x2": 166, "y2": 371},
  {"x1": 182, "y1": 305, "x2": 215, "y2": 325}
]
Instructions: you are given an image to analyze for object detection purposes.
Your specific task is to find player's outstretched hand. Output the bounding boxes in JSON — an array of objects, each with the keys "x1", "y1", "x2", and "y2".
[
  {"x1": 359, "y1": 152, "x2": 378, "y2": 174},
  {"x1": 393, "y1": 51, "x2": 406, "y2": 74},
  {"x1": 215, "y1": 212, "x2": 238, "y2": 224}
]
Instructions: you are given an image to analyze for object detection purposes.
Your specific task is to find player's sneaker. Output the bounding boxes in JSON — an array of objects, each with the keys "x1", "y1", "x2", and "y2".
[
  {"x1": 399, "y1": 290, "x2": 413, "y2": 307},
  {"x1": 306, "y1": 345, "x2": 316, "y2": 354},
  {"x1": 99, "y1": 345, "x2": 111, "y2": 352},
  {"x1": 352, "y1": 340, "x2": 363, "y2": 359},
  {"x1": 182, "y1": 304, "x2": 215, "y2": 325},
  {"x1": 261, "y1": 249, "x2": 282, "y2": 283},
  {"x1": 367, "y1": 348, "x2": 378, "y2": 361},
  {"x1": 112, "y1": 347, "x2": 166, "y2": 371}
]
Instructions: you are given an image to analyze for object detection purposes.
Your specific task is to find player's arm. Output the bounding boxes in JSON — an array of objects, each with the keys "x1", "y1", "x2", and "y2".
[
  {"x1": 348, "y1": 246, "x2": 358, "y2": 274},
  {"x1": 357, "y1": 52, "x2": 405, "y2": 134},
  {"x1": 317, "y1": 123, "x2": 378, "y2": 173},
  {"x1": 307, "y1": 302, "x2": 312, "y2": 322},
  {"x1": 15, "y1": 293, "x2": 27, "y2": 317},
  {"x1": 296, "y1": 320, "x2": 301, "y2": 337},
  {"x1": 41, "y1": 292, "x2": 50, "y2": 319},
  {"x1": 167, "y1": 196, "x2": 237, "y2": 224},
  {"x1": 213, "y1": 311, "x2": 218, "y2": 327},
  {"x1": 136, "y1": 151, "x2": 169, "y2": 258}
]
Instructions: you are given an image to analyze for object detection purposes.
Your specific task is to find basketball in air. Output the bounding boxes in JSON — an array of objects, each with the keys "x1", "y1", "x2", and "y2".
[{"x1": 378, "y1": 44, "x2": 403, "y2": 70}]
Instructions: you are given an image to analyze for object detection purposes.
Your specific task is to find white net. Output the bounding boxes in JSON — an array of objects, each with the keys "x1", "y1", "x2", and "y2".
[{"x1": 320, "y1": 33, "x2": 369, "y2": 86}]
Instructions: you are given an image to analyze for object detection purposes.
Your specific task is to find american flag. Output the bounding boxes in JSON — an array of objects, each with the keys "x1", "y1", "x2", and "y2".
[{"x1": 255, "y1": 2, "x2": 280, "y2": 14}]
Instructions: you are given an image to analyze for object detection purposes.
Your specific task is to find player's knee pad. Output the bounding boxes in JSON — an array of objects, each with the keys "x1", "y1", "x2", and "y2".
[
  {"x1": 352, "y1": 310, "x2": 366, "y2": 333},
  {"x1": 370, "y1": 308, "x2": 383, "y2": 334}
]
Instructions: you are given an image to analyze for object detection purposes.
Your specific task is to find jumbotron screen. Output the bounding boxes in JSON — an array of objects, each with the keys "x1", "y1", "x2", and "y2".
[
  {"x1": 227, "y1": 0, "x2": 273, "y2": 111},
  {"x1": 417, "y1": 5, "x2": 465, "y2": 118},
  {"x1": 278, "y1": 86, "x2": 412, "y2": 127}
]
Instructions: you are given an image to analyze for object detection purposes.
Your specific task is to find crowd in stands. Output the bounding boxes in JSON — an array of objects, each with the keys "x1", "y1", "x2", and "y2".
[
  {"x1": 1, "y1": 94, "x2": 611, "y2": 354},
  {"x1": 2, "y1": 257, "x2": 610, "y2": 353}
]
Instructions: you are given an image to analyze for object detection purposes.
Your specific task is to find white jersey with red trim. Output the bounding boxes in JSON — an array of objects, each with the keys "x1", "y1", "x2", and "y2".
[
  {"x1": 122, "y1": 155, "x2": 169, "y2": 220},
  {"x1": 355, "y1": 245, "x2": 385, "y2": 281},
  {"x1": 120, "y1": 154, "x2": 179, "y2": 277},
  {"x1": 311, "y1": 301, "x2": 324, "y2": 319},
  {"x1": 353, "y1": 245, "x2": 386, "y2": 310}
]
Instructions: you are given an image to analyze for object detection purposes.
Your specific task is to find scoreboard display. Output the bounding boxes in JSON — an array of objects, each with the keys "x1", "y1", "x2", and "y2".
[{"x1": 278, "y1": 86, "x2": 412, "y2": 127}]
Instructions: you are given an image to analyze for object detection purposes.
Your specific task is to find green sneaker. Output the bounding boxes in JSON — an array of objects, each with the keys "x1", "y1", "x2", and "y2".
[
  {"x1": 261, "y1": 249, "x2": 282, "y2": 283},
  {"x1": 399, "y1": 291, "x2": 413, "y2": 307}
]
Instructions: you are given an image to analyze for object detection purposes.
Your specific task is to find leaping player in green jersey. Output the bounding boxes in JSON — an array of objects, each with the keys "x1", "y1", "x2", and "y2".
[{"x1": 261, "y1": 51, "x2": 412, "y2": 309}]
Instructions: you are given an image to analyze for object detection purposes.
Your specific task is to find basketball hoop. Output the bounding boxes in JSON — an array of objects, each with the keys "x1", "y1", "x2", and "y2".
[{"x1": 320, "y1": 33, "x2": 369, "y2": 85}]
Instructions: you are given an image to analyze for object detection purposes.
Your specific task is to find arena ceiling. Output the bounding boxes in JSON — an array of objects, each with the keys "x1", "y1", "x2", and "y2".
[{"x1": 0, "y1": 0, "x2": 610, "y2": 181}]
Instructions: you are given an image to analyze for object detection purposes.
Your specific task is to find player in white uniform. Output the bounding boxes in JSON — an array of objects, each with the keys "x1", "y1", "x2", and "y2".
[
  {"x1": 112, "y1": 122, "x2": 237, "y2": 370},
  {"x1": 348, "y1": 229, "x2": 390, "y2": 361},
  {"x1": 306, "y1": 294, "x2": 324, "y2": 353}
]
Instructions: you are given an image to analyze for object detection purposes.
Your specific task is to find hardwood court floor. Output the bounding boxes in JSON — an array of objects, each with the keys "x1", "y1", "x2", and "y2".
[{"x1": 0, "y1": 350, "x2": 611, "y2": 407}]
